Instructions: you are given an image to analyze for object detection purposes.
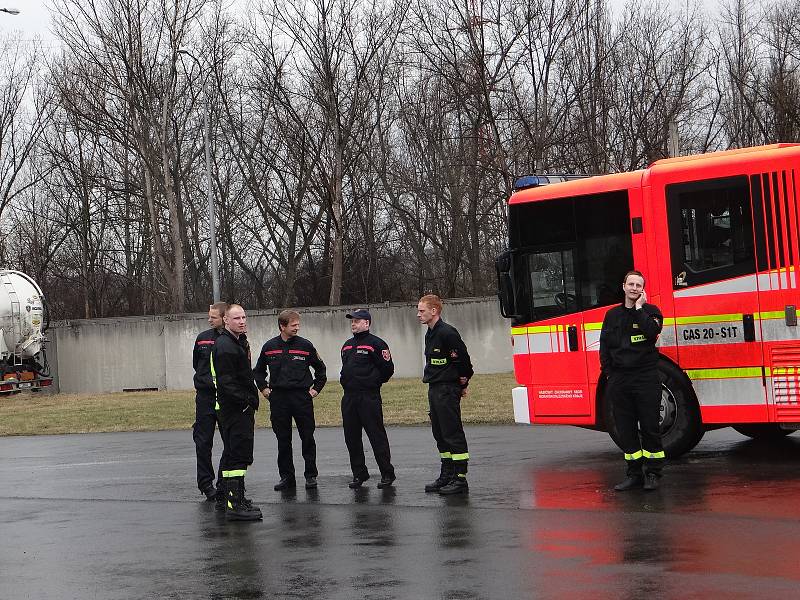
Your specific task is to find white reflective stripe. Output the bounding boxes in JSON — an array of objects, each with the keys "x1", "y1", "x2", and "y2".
[
  {"x1": 657, "y1": 327, "x2": 676, "y2": 348},
  {"x1": 760, "y1": 270, "x2": 798, "y2": 290},
  {"x1": 584, "y1": 329, "x2": 601, "y2": 351},
  {"x1": 692, "y1": 376, "x2": 765, "y2": 406},
  {"x1": 674, "y1": 274, "x2": 758, "y2": 297},
  {"x1": 675, "y1": 321, "x2": 756, "y2": 345},
  {"x1": 512, "y1": 386, "x2": 530, "y2": 424},
  {"x1": 528, "y1": 332, "x2": 553, "y2": 353},
  {"x1": 512, "y1": 334, "x2": 529, "y2": 355},
  {"x1": 761, "y1": 319, "x2": 800, "y2": 342}
]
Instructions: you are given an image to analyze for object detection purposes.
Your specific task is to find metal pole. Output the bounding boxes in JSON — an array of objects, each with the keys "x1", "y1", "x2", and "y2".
[{"x1": 203, "y1": 105, "x2": 221, "y2": 302}]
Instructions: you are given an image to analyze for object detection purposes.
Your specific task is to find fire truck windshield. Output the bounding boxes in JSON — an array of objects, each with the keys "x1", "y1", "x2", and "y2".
[{"x1": 503, "y1": 190, "x2": 634, "y2": 325}]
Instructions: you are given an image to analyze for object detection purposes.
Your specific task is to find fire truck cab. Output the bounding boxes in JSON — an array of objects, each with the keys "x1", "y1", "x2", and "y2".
[{"x1": 497, "y1": 144, "x2": 800, "y2": 456}]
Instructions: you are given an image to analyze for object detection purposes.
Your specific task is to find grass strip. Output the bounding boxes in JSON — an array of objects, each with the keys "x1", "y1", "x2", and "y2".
[{"x1": 0, "y1": 372, "x2": 518, "y2": 436}]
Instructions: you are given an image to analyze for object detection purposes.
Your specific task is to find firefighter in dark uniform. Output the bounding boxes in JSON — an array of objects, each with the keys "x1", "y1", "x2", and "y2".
[
  {"x1": 211, "y1": 304, "x2": 262, "y2": 521},
  {"x1": 417, "y1": 294, "x2": 474, "y2": 495},
  {"x1": 253, "y1": 309, "x2": 327, "y2": 491},
  {"x1": 339, "y1": 308, "x2": 396, "y2": 489},
  {"x1": 600, "y1": 270, "x2": 665, "y2": 491},
  {"x1": 192, "y1": 301, "x2": 228, "y2": 506}
]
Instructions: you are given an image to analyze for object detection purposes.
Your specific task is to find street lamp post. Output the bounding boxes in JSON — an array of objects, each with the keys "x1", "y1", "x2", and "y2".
[{"x1": 178, "y1": 49, "x2": 221, "y2": 303}]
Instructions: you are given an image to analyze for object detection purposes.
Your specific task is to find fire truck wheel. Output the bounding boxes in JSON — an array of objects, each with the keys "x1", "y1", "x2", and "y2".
[
  {"x1": 732, "y1": 424, "x2": 793, "y2": 440},
  {"x1": 603, "y1": 361, "x2": 704, "y2": 458}
]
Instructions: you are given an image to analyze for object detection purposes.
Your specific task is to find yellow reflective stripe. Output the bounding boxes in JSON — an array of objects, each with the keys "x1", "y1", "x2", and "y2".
[
  {"x1": 451, "y1": 453, "x2": 470, "y2": 461},
  {"x1": 583, "y1": 322, "x2": 603, "y2": 331},
  {"x1": 686, "y1": 367, "x2": 764, "y2": 380},
  {"x1": 430, "y1": 358, "x2": 447, "y2": 365},
  {"x1": 756, "y1": 310, "x2": 785, "y2": 320},
  {"x1": 214, "y1": 401, "x2": 220, "y2": 410},
  {"x1": 440, "y1": 452, "x2": 452, "y2": 459},
  {"x1": 210, "y1": 353, "x2": 218, "y2": 389},
  {"x1": 223, "y1": 469, "x2": 246, "y2": 478},
  {"x1": 624, "y1": 450, "x2": 643, "y2": 460},
  {"x1": 643, "y1": 450, "x2": 665, "y2": 459},
  {"x1": 630, "y1": 334, "x2": 646, "y2": 343},
  {"x1": 674, "y1": 313, "x2": 742, "y2": 325},
  {"x1": 527, "y1": 325, "x2": 553, "y2": 334},
  {"x1": 510, "y1": 327, "x2": 527, "y2": 335}
]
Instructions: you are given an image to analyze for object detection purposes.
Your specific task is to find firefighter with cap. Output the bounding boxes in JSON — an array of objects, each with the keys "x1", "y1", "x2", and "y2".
[
  {"x1": 417, "y1": 294, "x2": 474, "y2": 495},
  {"x1": 253, "y1": 309, "x2": 327, "y2": 491},
  {"x1": 211, "y1": 303, "x2": 262, "y2": 521},
  {"x1": 192, "y1": 301, "x2": 228, "y2": 508},
  {"x1": 600, "y1": 270, "x2": 665, "y2": 491},
  {"x1": 339, "y1": 308, "x2": 396, "y2": 489}
]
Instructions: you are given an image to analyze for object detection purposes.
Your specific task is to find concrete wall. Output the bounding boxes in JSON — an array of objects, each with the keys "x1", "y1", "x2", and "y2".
[{"x1": 49, "y1": 297, "x2": 512, "y2": 394}]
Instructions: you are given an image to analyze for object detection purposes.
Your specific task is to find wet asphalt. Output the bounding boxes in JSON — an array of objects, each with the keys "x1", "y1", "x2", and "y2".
[{"x1": 2, "y1": 424, "x2": 800, "y2": 599}]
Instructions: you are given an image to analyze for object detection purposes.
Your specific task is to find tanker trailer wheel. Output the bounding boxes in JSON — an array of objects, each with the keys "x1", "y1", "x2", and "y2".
[
  {"x1": 733, "y1": 424, "x2": 793, "y2": 439},
  {"x1": 603, "y1": 360, "x2": 704, "y2": 458}
]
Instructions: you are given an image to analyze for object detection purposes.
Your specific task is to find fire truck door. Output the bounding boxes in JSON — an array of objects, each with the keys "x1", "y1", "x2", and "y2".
[
  {"x1": 749, "y1": 171, "x2": 800, "y2": 420},
  {"x1": 523, "y1": 249, "x2": 591, "y2": 417},
  {"x1": 665, "y1": 176, "x2": 767, "y2": 418}
]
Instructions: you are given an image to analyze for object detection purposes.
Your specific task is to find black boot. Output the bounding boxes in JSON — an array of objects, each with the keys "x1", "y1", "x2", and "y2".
[
  {"x1": 214, "y1": 489, "x2": 226, "y2": 512},
  {"x1": 425, "y1": 458, "x2": 454, "y2": 492},
  {"x1": 614, "y1": 476, "x2": 643, "y2": 491},
  {"x1": 643, "y1": 473, "x2": 660, "y2": 491},
  {"x1": 439, "y1": 460, "x2": 468, "y2": 495},
  {"x1": 225, "y1": 477, "x2": 262, "y2": 521}
]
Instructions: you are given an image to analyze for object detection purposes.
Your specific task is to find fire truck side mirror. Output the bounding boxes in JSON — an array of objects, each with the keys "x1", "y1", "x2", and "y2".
[{"x1": 495, "y1": 251, "x2": 517, "y2": 319}]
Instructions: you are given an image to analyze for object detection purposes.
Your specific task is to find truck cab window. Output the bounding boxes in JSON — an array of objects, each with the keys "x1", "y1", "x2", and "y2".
[{"x1": 667, "y1": 177, "x2": 755, "y2": 288}]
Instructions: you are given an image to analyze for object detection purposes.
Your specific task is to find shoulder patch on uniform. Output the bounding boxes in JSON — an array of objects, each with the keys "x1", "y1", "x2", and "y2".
[{"x1": 382, "y1": 349, "x2": 391, "y2": 361}]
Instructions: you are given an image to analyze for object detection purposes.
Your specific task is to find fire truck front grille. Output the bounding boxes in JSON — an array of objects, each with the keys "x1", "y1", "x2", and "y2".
[{"x1": 771, "y1": 346, "x2": 800, "y2": 417}]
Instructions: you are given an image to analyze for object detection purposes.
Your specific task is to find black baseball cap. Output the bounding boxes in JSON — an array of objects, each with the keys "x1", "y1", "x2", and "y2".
[{"x1": 346, "y1": 309, "x2": 372, "y2": 321}]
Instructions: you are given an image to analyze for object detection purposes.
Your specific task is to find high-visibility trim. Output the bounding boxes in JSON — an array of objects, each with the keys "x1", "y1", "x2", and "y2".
[
  {"x1": 451, "y1": 453, "x2": 470, "y2": 461},
  {"x1": 642, "y1": 450, "x2": 665, "y2": 459},
  {"x1": 430, "y1": 358, "x2": 447, "y2": 365},
  {"x1": 624, "y1": 450, "x2": 643, "y2": 460},
  {"x1": 686, "y1": 367, "x2": 765, "y2": 380},
  {"x1": 511, "y1": 327, "x2": 528, "y2": 335},
  {"x1": 196, "y1": 340, "x2": 215, "y2": 346},
  {"x1": 630, "y1": 334, "x2": 646, "y2": 343},
  {"x1": 440, "y1": 452, "x2": 452, "y2": 459},
  {"x1": 674, "y1": 313, "x2": 743, "y2": 325},
  {"x1": 584, "y1": 322, "x2": 603, "y2": 331},
  {"x1": 264, "y1": 349, "x2": 283, "y2": 355},
  {"x1": 210, "y1": 354, "x2": 217, "y2": 388},
  {"x1": 288, "y1": 349, "x2": 310, "y2": 355},
  {"x1": 756, "y1": 310, "x2": 786, "y2": 320},
  {"x1": 223, "y1": 469, "x2": 247, "y2": 478},
  {"x1": 528, "y1": 325, "x2": 554, "y2": 334},
  {"x1": 215, "y1": 401, "x2": 220, "y2": 410},
  {"x1": 356, "y1": 345, "x2": 375, "y2": 351}
]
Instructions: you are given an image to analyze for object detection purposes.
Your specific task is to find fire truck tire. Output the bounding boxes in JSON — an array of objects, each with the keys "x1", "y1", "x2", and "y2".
[
  {"x1": 732, "y1": 424, "x2": 793, "y2": 439},
  {"x1": 603, "y1": 361, "x2": 704, "y2": 458}
]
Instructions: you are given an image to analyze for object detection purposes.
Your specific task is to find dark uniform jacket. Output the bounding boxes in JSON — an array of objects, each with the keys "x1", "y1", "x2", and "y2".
[
  {"x1": 212, "y1": 329, "x2": 260, "y2": 410},
  {"x1": 339, "y1": 330, "x2": 394, "y2": 392},
  {"x1": 193, "y1": 327, "x2": 221, "y2": 392},
  {"x1": 599, "y1": 303, "x2": 663, "y2": 373},
  {"x1": 253, "y1": 335, "x2": 327, "y2": 393},
  {"x1": 423, "y1": 319, "x2": 474, "y2": 387}
]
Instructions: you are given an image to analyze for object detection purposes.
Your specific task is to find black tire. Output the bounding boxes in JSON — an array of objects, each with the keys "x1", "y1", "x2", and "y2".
[
  {"x1": 603, "y1": 359, "x2": 704, "y2": 458},
  {"x1": 733, "y1": 424, "x2": 793, "y2": 439}
]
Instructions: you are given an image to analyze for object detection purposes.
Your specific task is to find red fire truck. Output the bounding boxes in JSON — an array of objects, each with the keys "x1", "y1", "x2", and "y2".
[{"x1": 496, "y1": 144, "x2": 800, "y2": 456}]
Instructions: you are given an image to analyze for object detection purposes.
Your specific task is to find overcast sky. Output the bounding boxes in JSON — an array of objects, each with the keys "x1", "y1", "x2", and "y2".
[{"x1": 0, "y1": 0, "x2": 723, "y2": 49}]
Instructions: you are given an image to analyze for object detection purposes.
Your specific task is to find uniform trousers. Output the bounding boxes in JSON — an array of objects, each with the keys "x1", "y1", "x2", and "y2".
[
  {"x1": 428, "y1": 382, "x2": 469, "y2": 474},
  {"x1": 269, "y1": 389, "x2": 317, "y2": 479},
  {"x1": 607, "y1": 369, "x2": 664, "y2": 477},
  {"x1": 192, "y1": 391, "x2": 224, "y2": 491},
  {"x1": 342, "y1": 389, "x2": 394, "y2": 479},
  {"x1": 217, "y1": 405, "x2": 255, "y2": 473}
]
